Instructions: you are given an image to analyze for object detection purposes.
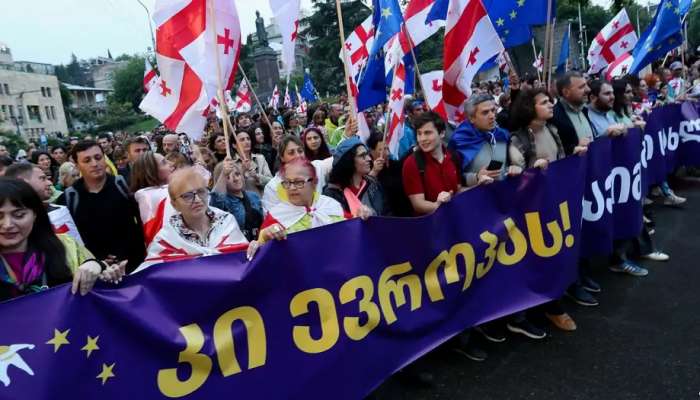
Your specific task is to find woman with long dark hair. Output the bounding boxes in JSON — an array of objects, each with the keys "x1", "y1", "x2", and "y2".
[
  {"x1": 252, "y1": 123, "x2": 277, "y2": 174},
  {"x1": 0, "y1": 178, "x2": 124, "y2": 301},
  {"x1": 323, "y1": 136, "x2": 385, "y2": 218},
  {"x1": 302, "y1": 127, "x2": 331, "y2": 161},
  {"x1": 31, "y1": 151, "x2": 59, "y2": 182},
  {"x1": 232, "y1": 130, "x2": 272, "y2": 195},
  {"x1": 208, "y1": 132, "x2": 230, "y2": 163}
]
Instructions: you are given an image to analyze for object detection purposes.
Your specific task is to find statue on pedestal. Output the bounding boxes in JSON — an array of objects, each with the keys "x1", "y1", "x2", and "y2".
[{"x1": 255, "y1": 11, "x2": 269, "y2": 48}]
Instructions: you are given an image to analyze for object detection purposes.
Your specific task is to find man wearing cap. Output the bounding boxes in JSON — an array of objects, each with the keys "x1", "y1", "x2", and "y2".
[{"x1": 668, "y1": 61, "x2": 686, "y2": 101}]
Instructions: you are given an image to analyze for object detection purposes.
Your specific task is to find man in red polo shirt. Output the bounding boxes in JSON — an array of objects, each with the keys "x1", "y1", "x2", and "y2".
[{"x1": 402, "y1": 111, "x2": 463, "y2": 216}]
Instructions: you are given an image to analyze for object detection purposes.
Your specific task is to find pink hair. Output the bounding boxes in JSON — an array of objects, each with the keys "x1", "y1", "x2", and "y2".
[{"x1": 280, "y1": 158, "x2": 317, "y2": 182}]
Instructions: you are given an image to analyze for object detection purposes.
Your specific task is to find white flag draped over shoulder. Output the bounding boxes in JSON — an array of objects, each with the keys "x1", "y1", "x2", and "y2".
[{"x1": 269, "y1": 0, "x2": 301, "y2": 77}]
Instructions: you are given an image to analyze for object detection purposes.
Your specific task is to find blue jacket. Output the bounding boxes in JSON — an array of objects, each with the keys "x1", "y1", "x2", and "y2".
[{"x1": 448, "y1": 121, "x2": 510, "y2": 171}]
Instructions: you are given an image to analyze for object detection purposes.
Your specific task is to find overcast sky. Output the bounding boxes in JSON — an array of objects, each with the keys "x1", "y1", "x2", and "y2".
[{"x1": 2, "y1": 0, "x2": 611, "y2": 66}]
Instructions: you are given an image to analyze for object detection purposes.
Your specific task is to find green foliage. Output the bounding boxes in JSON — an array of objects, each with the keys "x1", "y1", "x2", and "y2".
[
  {"x1": 0, "y1": 131, "x2": 29, "y2": 156},
  {"x1": 125, "y1": 117, "x2": 160, "y2": 134},
  {"x1": 238, "y1": 35, "x2": 258, "y2": 85},
  {"x1": 303, "y1": 0, "x2": 371, "y2": 95},
  {"x1": 97, "y1": 100, "x2": 142, "y2": 132},
  {"x1": 55, "y1": 53, "x2": 91, "y2": 86},
  {"x1": 110, "y1": 57, "x2": 147, "y2": 111}
]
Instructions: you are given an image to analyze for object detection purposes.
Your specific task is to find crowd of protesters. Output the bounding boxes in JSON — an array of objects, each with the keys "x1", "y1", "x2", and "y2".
[{"x1": 1, "y1": 56, "x2": 699, "y2": 387}]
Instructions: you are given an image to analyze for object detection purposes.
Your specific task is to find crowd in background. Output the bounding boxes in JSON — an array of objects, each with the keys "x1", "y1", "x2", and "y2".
[{"x1": 1, "y1": 54, "x2": 699, "y2": 386}]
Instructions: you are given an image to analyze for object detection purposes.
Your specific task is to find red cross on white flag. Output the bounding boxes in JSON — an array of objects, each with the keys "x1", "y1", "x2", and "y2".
[
  {"x1": 269, "y1": 0, "x2": 301, "y2": 77},
  {"x1": 139, "y1": 0, "x2": 242, "y2": 139},
  {"x1": 420, "y1": 70, "x2": 447, "y2": 119},
  {"x1": 233, "y1": 80, "x2": 252, "y2": 113},
  {"x1": 143, "y1": 58, "x2": 158, "y2": 93},
  {"x1": 268, "y1": 85, "x2": 280, "y2": 109},
  {"x1": 587, "y1": 9, "x2": 637, "y2": 74},
  {"x1": 386, "y1": 62, "x2": 407, "y2": 157}
]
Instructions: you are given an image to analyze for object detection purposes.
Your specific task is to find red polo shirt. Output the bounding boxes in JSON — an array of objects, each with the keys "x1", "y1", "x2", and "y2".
[{"x1": 402, "y1": 148, "x2": 460, "y2": 204}]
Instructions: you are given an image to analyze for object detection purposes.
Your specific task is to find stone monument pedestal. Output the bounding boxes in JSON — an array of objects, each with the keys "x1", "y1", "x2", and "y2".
[{"x1": 254, "y1": 46, "x2": 280, "y2": 101}]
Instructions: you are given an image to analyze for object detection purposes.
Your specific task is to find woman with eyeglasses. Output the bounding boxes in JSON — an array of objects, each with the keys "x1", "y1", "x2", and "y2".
[
  {"x1": 323, "y1": 136, "x2": 386, "y2": 218},
  {"x1": 246, "y1": 158, "x2": 344, "y2": 260},
  {"x1": 135, "y1": 167, "x2": 248, "y2": 272}
]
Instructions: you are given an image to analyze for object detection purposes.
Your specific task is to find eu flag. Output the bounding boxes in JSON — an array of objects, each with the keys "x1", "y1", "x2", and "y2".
[
  {"x1": 629, "y1": 0, "x2": 683, "y2": 74},
  {"x1": 556, "y1": 25, "x2": 570, "y2": 74},
  {"x1": 300, "y1": 72, "x2": 318, "y2": 102},
  {"x1": 482, "y1": 0, "x2": 556, "y2": 48},
  {"x1": 368, "y1": 0, "x2": 404, "y2": 58},
  {"x1": 357, "y1": 0, "x2": 404, "y2": 111}
]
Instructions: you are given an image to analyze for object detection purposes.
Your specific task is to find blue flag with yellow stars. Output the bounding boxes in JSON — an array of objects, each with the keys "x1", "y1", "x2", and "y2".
[
  {"x1": 630, "y1": 0, "x2": 684, "y2": 74},
  {"x1": 300, "y1": 72, "x2": 318, "y2": 103},
  {"x1": 483, "y1": 0, "x2": 555, "y2": 48}
]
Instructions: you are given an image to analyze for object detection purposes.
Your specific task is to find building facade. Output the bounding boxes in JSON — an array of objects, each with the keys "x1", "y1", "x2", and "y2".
[
  {"x1": 63, "y1": 83, "x2": 112, "y2": 131},
  {"x1": 0, "y1": 43, "x2": 69, "y2": 139}
]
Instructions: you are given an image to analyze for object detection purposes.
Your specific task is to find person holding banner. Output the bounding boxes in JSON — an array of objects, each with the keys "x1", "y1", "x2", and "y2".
[
  {"x1": 586, "y1": 80, "x2": 628, "y2": 139},
  {"x1": 448, "y1": 94, "x2": 511, "y2": 189},
  {"x1": 551, "y1": 72, "x2": 595, "y2": 156},
  {"x1": 247, "y1": 158, "x2": 345, "y2": 261},
  {"x1": 135, "y1": 167, "x2": 248, "y2": 272},
  {"x1": 323, "y1": 136, "x2": 386, "y2": 218},
  {"x1": 508, "y1": 88, "x2": 586, "y2": 332},
  {"x1": 0, "y1": 178, "x2": 125, "y2": 301}
]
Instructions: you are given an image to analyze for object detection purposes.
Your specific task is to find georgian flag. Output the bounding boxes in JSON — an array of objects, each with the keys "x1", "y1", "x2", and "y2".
[
  {"x1": 386, "y1": 62, "x2": 407, "y2": 157},
  {"x1": 178, "y1": 0, "x2": 242, "y2": 106},
  {"x1": 269, "y1": 0, "x2": 301, "y2": 77},
  {"x1": 295, "y1": 84, "x2": 307, "y2": 114},
  {"x1": 442, "y1": 0, "x2": 505, "y2": 123},
  {"x1": 605, "y1": 52, "x2": 634, "y2": 81},
  {"x1": 283, "y1": 85, "x2": 293, "y2": 108},
  {"x1": 587, "y1": 9, "x2": 638, "y2": 74},
  {"x1": 384, "y1": 0, "x2": 444, "y2": 74},
  {"x1": 340, "y1": 16, "x2": 375, "y2": 141},
  {"x1": 268, "y1": 85, "x2": 280, "y2": 109},
  {"x1": 420, "y1": 70, "x2": 447, "y2": 119},
  {"x1": 140, "y1": 0, "x2": 211, "y2": 139},
  {"x1": 532, "y1": 50, "x2": 544, "y2": 72},
  {"x1": 233, "y1": 80, "x2": 252, "y2": 113},
  {"x1": 143, "y1": 58, "x2": 158, "y2": 93}
]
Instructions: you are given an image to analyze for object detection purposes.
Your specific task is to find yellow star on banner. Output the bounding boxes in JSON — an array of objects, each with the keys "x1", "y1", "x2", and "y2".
[
  {"x1": 517, "y1": 0, "x2": 526, "y2": 7},
  {"x1": 510, "y1": 9, "x2": 517, "y2": 20},
  {"x1": 496, "y1": 17, "x2": 505, "y2": 26},
  {"x1": 381, "y1": 7, "x2": 392, "y2": 18},
  {"x1": 97, "y1": 363, "x2": 116, "y2": 385},
  {"x1": 46, "y1": 329, "x2": 70, "y2": 353},
  {"x1": 81, "y1": 336, "x2": 100, "y2": 358},
  {"x1": 664, "y1": 1, "x2": 672, "y2": 8},
  {"x1": 674, "y1": 7, "x2": 680, "y2": 15}
]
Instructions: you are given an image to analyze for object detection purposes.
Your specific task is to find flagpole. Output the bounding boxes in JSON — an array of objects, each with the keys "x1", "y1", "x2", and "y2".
[
  {"x1": 542, "y1": 0, "x2": 554, "y2": 90},
  {"x1": 566, "y1": 23, "x2": 571, "y2": 72},
  {"x1": 237, "y1": 63, "x2": 275, "y2": 132},
  {"x1": 207, "y1": 0, "x2": 243, "y2": 161},
  {"x1": 335, "y1": 0, "x2": 358, "y2": 116},
  {"x1": 578, "y1": 2, "x2": 586, "y2": 71},
  {"x1": 402, "y1": 26, "x2": 426, "y2": 98},
  {"x1": 547, "y1": 18, "x2": 557, "y2": 90}
]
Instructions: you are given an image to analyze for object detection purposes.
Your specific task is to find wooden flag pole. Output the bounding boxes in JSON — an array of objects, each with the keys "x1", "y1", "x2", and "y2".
[
  {"x1": 542, "y1": 0, "x2": 554, "y2": 90},
  {"x1": 335, "y1": 0, "x2": 358, "y2": 116},
  {"x1": 403, "y1": 26, "x2": 426, "y2": 96},
  {"x1": 237, "y1": 63, "x2": 275, "y2": 132},
  {"x1": 207, "y1": 0, "x2": 244, "y2": 161},
  {"x1": 547, "y1": 18, "x2": 557, "y2": 90}
]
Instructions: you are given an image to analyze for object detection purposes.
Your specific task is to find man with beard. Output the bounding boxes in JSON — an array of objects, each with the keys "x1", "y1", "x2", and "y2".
[{"x1": 586, "y1": 79, "x2": 627, "y2": 139}]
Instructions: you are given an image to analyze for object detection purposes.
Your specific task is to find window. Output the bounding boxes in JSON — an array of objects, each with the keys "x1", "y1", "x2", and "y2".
[
  {"x1": 1, "y1": 105, "x2": 6, "y2": 119},
  {"x1": 45, "y1": 106, "x2": 51, "y2": 120},
  {"x1": 27, "y1": 105, "x2": 41, "y2": 122},
  {"x1": 46, "y1": 87, "x2": 52, "y2": 97},
  {"x1": 41, "y1": 87, "x2": 46, "y2": 97},
  {"x1": 50, "y1": 106, "x2": 56, "y2": 120},
  {"x1": 0, "y1": 84, "x2": 3, "y2": 95},
  {"x1": 8, "y1": 105, "x2": 14, "y2": 118},
  {"x1": 3, "y1": 84, "x2": 9, "y2": 95}
]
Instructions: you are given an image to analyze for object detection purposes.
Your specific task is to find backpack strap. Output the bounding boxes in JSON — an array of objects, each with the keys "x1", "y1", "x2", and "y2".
[
  {"x1": 413, "y1": 148, "x2": 426, "y2": 178},
  {"x1": 64, "y1": 187, "x2": 79, "y2": 216},
  {"x1": 114, "y1": 175, "x2": 130, "y2": 200}
]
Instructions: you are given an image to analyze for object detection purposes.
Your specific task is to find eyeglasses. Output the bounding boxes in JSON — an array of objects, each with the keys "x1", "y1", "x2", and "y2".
[
  {"x1": 179, "y1": 188, "x2": 209, "y2": 205},
  {"x1": 281, "y1": 178, "x2": 313, "y2": 189}
]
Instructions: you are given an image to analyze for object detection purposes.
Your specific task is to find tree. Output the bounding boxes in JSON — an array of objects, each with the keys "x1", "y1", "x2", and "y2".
[
  {"x1": 110, "y1": 57, "x2": 147, "y2": 111},
  {"x1": 0, "y1": 131, "x2": 29, "y2": 157},
  {"x1": 303, "y1": 0, "x2": 371, "y2": 95},
  {"x1": 97, "y1": 100, "x2": 142, "y2": 131},
  {"x1": 58, "y1": 83, "x2": 74, "y2": 130}
]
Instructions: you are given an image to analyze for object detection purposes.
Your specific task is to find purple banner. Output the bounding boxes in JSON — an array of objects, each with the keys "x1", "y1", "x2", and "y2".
[{"x1": 0, "y1": 156, "x2": 585, "y2": 400}]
